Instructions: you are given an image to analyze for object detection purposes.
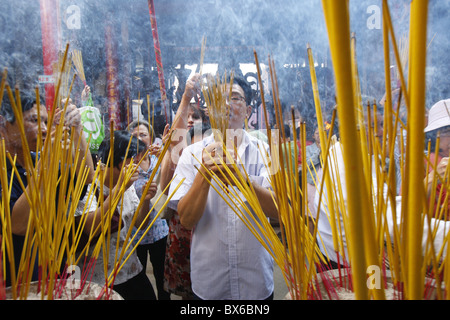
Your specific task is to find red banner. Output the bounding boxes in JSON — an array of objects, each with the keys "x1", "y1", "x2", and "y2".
[
  {"x1": 147, "y1": 0, "x2": 168, "y2": 122},
  {"x1": 39, "y1": 0, "x2": 59, "y2": 110},
  {"x1": 105, "y1": 19, "x2": 121, "y2": 130}
]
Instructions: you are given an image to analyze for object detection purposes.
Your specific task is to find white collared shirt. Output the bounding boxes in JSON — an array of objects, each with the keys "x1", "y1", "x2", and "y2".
[
  {"x1": 314, "y1": 140, "x2": 449, "y2": 265},
  {"x1": 168, "y1": 131, "x2": 274, "y2": 300}
]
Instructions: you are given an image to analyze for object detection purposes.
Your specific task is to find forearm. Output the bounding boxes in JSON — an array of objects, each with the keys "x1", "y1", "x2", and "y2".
[
  {"x1": 11, "y1": 191, "x2": 33, "y2": 236},
  {"x1": 250, "y1": 180, "x2": 278, "y2": 220},
  {"x1": 83, "y1": 190, "x2": 116, "y2": 237},
  {"x1": 135, "y1": 197, "x2": 152, "y2": 230},
  {"x1": 11, "y1": 159, "x2": 43, "y2": 235},
  {"x1": 178, "y1": 169, "x2": 211, "y2": 230},
  {"x1": 160, "y1": 151, "x2": 177, "y2": 194},
  {"x1": 172, "y1": 93, "x2": 192, "y2": 130},
  {"x1": 159, "y1": 93, "x2": 193, "y2": 193}
]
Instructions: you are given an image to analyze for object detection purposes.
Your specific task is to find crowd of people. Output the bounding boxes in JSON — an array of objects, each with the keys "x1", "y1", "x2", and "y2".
[{"x1": 1, "y1": 71, "x2": 450, "y2": 300}]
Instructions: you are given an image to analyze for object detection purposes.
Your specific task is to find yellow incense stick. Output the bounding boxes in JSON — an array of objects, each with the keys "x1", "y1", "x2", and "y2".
[{"x1": 404, "y1": 0, "x2": 429, "y2": 299}]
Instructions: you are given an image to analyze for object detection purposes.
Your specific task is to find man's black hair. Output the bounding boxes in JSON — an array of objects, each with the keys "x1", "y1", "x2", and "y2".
[
  {"x1": 226, "y1": 75, "x2": 253, "y2": 106},
  {"x1": 0, "y1": 91, "x2": 45, "y2": 123}
]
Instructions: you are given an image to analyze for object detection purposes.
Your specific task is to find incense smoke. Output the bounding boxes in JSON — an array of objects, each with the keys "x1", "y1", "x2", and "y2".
[{"x1": 0, "y1": 0, "x2": 449, "y2": 129}]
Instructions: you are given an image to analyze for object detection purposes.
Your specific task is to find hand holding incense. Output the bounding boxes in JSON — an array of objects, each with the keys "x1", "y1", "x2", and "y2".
[
  {"x1": 201, "y1": 142, "x2": 229, "y2": 180},
  {"x1": 116, "y1": 163, "x2": 140, "y2": 190},
  {"x1": 184, "y1": 73, "x2": 202, "y2": 101},
  {"x1": 142, "y1": 180, "x2": 158, "y2": 201},
  {"x1": 203, "y1": 144, "x2": 244, "y2": 187},
  {"x1": 147, "y1": 143, "x2": 162, "y2": 157}
]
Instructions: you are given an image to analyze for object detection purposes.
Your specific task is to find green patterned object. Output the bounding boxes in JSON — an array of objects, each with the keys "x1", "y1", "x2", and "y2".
[{"x1": 79, "y1": 103, "x2": 105, "y2": 153}]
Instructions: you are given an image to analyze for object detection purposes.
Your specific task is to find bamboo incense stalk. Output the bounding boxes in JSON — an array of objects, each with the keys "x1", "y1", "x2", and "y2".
[
  {"x1": 0, "y1": 143, "x2": 18, "y2": 299},
  {"x1": 72, "y1": 49, "x2": 86, "y2": 86},
  {"x1": 404, "y1": 0, "x2": 429, "y2": 300},
  {"x1": 199, "y1": 36, "x2": 207, "y2": 76},
  {"x1": 307, "y1": 44, "x2": 341, "y2": 260},
  {"x1": 321, "y1": 0, "x2": 372, "y2": 299},
  {"x1": 382, "y1": 1, "x2": 410, "y2": 112},
  {"x1": 147, "y1": 0, "x2": 169, "y2": 122},
  {"x1": 253, "y1": 51, "x2": 271, "y2": 146}
]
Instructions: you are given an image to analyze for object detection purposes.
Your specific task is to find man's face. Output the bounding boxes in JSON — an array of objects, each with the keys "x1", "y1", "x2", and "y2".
[
  {"x1": 1, "y1": 104, "x2": 48, "y2": 153},
  {"x1": 314, "y1": 128, "x2": 320, "y2": 144},
  {"x1": 438, "y1": 127, "x2": 450, "y2": 157},
  {"x1": 224, "y1": 83, "x2": 251, "y2": 130}
]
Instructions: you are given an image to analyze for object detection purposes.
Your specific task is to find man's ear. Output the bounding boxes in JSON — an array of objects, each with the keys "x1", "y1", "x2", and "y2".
[{"x1": 246, "y1": 105, "x2": 252, "y2": 118}]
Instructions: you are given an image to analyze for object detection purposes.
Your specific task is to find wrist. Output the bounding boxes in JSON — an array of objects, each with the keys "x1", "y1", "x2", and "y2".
[
  {"x1": 198, "y1": 166, "x2": 213, "y2": 184},
  {"x1": 183, "y1": 89, "x2": 197, "y2": 101}
]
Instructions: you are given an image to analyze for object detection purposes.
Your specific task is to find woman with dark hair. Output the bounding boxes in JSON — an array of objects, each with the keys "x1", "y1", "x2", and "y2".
[
  {"x1": 0, "y1": 92, "x2": 94, "y2": 287},
  {"x1": 424, "y1": 99, "x2": 450, "y2": 220},
  {"x1": 74, "y1": 130, "x2": 158, "y2": 299},
  {"x1": 127, "y1": 119, "x2": 171, "y2": 300}
]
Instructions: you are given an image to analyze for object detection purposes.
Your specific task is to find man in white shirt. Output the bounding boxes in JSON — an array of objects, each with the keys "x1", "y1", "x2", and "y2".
[
  {"x1": 315, "y1": 138, "x2": 449, "y2": 268},
  {"x1": 168, "y1": 76, "x2": 278, "y2": 300}
]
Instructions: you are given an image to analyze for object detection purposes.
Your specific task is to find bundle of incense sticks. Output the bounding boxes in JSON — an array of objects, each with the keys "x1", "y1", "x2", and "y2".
[
  {"x1": 72, "y1": 49, "x2": 86, "y2": 86},
  {"x1": 197, "y1": 58, "x2": 328, "y2": 300},
  {"x1": 313, "y1": 0, "x2": 446, "y2": 300},
  {"x1": 52, "y1": 50, "x2": 74, "y2": 103},
  {"x1": 201, "y1": 71, "x2": 231, "y2": 143},
  {"x1": 72, "y1": 49, "x2": 94, "y2": 108},
  {"x1": 196, "y1": 1, "x2": 449, "y2": 300},
  {"x1": 0, "y1": 46, "x2": 180, "y2": 300},
  {"x1": 147, "y1": 0, "x2": 169, "y2": 122}
]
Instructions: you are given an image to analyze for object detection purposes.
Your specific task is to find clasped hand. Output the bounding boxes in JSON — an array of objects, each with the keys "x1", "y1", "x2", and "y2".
[
  {"x1": 202, "y1": 142, "x2": 244, "y2": 186},
  {"x1": 49, "y1": 99, "x2": 82, "y2": 149},
  {"x1": 116, "y1": 163, "x2": 157, "y2": 200}
]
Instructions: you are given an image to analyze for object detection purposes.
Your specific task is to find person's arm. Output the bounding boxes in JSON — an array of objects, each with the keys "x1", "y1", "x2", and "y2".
[
  {"x1": 223, "y1": 163, "x2": 279, "y2": 221},
  {"x1": 177, "y1": 166, "x2": 212, "y2": 230},
  {"x1": 248, "y1": 178, "x2": 278, "y2": 220},
  {"x1": 178, "y1": 142, "x2": 279, "y2": 229},
  {"x1": 82, "y1": 164, "x2": 157, "y2": 236},
  {"x1": 177, "y1": 142, "x2": 218, "y2": 230},
  {"x1": 160, "y1": 74, "x2": 201, "y2": 193},
  {"x1": 11, "y1": 181, "x2": 38, "y2": 236},
  {"x1": 160, "y1": 124, "x2": 177, "y2": 193},
  {"x1": 386, "y1": 195, "x2": 450, "y2": 258},
  {"x1": 56, "y1": 99, "x2": 95, "y2": 184},
  {"x1": 172, "y1": 74, "x2": 201, "y2": 133},
  {"x1": 81, "y1": 184, "x2": 119, "y2": 237},
  {"x1": 134, "y1": 181, "x2": 157, "y2": 229},
  {"x1": 178, "y1": 169, "x2": 278, "y2": 230}
]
